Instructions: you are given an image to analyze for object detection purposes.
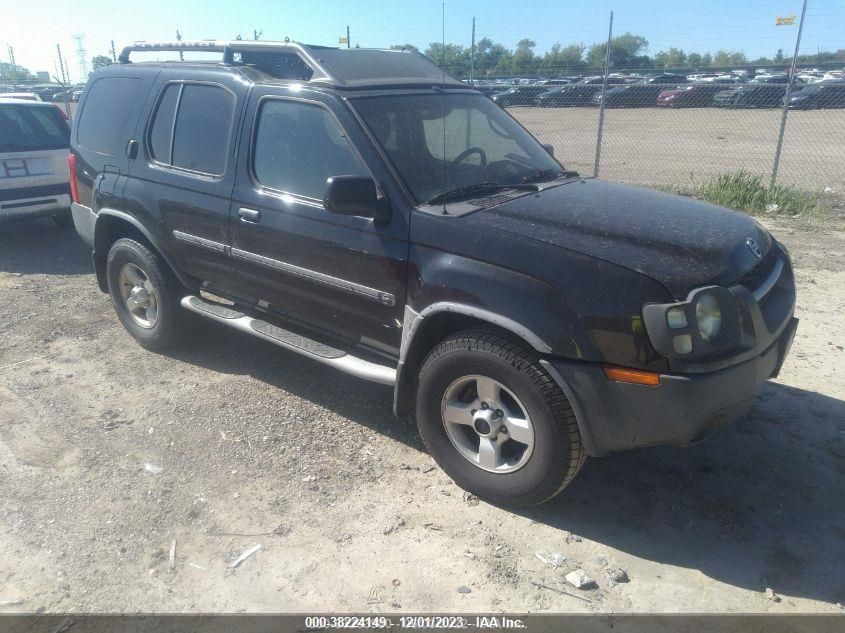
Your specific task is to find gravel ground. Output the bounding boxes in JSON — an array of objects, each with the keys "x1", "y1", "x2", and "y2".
[
  {"x1": 511, "y1": 107, "x2": 845, "y2": 192},
  {"x1": 0, "y1": 215, "x2": 843, "y2": 614}
]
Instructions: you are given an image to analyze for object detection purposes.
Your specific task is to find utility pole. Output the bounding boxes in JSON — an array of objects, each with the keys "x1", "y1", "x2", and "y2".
[
  {"x1": 7, "y1": 45, "x2": 16, "y2": 82},
  {"x1": 470, "y1": 17, "x2": 476, "y2": 86},
  {"x1": 176, "y1": 29, "x2": 184, "y2": 60},
  {"x1": 71, "y1": 33, "x2": 89, "y2": 82},
  {"x1": 346, "y1": 25, "x2": 351, "y2": 49},
  {"x1": 110, "y1": 40, "x2": 117, "y2": 62},
  {"x1": 56, "y1": 44, "x2": 71, "y2": 117}
]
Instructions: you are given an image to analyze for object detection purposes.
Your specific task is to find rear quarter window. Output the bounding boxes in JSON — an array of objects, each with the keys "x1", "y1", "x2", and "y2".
[{"x1": 76, "y1": 77, "x2": 143, "y2": 155}]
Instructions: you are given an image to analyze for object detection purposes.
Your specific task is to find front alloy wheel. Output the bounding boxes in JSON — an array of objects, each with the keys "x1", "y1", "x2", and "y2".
[
  {"x1": 416, "y1": 329, "x2": 586, "y2": 507},
  {"x1": 441, "y1": 375, "x2": 535, "y2": 473}
]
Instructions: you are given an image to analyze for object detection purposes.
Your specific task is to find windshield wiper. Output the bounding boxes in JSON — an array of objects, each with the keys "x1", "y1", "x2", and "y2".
[
  {"x1": 520, "y1": 169, "x2": 580, "y2": 183},
  {"x1": 425, "y1": 182, "x2": 539, "y2": 206}
]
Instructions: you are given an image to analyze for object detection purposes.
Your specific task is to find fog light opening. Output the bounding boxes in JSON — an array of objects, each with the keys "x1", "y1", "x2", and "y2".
[
  {"x1": 667, "y1": 307, "x2": 688, "y2": 329},
  {"x1": 673, "y1": 334, "x2": 693, "y2": 355}
]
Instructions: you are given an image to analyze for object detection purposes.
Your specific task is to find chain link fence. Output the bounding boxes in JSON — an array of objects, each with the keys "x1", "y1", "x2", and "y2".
[{"x1": 458, "y1": 0, "x2": 845, "y2": 195}]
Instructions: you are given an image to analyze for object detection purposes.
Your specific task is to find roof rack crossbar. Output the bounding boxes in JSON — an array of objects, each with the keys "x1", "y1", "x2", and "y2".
[{"x1": 118, "y1": 41, "x2": 227, "y2": 64}]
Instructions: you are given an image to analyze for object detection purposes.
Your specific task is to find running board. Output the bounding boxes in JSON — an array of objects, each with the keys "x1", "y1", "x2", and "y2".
[{"x1": 180, "y1": 295, "x2": 396, "y2": 386}]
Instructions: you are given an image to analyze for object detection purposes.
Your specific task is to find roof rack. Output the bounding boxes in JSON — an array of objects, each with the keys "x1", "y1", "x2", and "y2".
[{"x1": 117, "y1": 40, "x2": 465, "y2": 89}]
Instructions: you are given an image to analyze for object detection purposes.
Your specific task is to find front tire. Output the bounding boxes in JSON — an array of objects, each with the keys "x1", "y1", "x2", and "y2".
[
  {"x1": 415, "y1": 329, "x2": 585, "y2": 507},
  {"x1": 106, "y1": 238, "x2": 188, "y2": 351}
]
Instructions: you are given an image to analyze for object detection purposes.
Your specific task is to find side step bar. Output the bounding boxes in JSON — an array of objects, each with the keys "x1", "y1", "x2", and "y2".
[{"x1": 180, "y1": 295, "x2": 396, "y2": 386}]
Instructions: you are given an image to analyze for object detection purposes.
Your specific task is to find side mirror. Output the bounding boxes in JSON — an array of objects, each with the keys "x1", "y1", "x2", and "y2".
[
  {"x1": 542, "y1": 143, "x2": 555, "y2": 157},
  {"x1": 324, "y1": 176, "x2": 386, "y2": 221}
]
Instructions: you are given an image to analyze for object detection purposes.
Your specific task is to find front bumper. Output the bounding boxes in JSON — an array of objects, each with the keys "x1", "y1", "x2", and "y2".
[{"x1": 543, "y1": 316, "x2": 798, "y2": 457}]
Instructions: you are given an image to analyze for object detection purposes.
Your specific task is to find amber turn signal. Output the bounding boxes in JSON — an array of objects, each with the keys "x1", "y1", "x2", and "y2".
[{"x1": 602, "y1": 365, "x2": 661, "y2": 386}]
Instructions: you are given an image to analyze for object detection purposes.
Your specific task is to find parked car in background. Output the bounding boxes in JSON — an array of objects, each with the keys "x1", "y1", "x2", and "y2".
[
  {"x1": 533, "y1": 84, "x2": 602, "y2": 107},
  {"x1": 51, "y1": 89, "x2": 75, "y2": 102},
  {"x1": 687, "y1": 73, "x2": 720, "y2": 82},
  {"x1": 656, "y1": 80, "x2": 745, "y2": 108},
  {"x1": 578, "y1": 75, "x2": 627, "y2": 85},
  {"x1": 750, "y1": 74, "x2": 794, "y2": 85},
  {"x1": 591, "y1": 84, "x2": 668, "y2": 108},
  {"x1": 0, "y1": 99, "x2": 72, "y2": 225},
  {"x1": 786, "y1": 80, "x2": 845, "y2": 109},
  {"x1": 713, "y1": 84, "x2": 788, "y2": 108},
  {"x1": 492, "y1": 84, "x2": 551, "y2": 107},
  {"x1": 0, "y1": 92, "x2": 42, "y2": 102},
  {"x1": 472, "y1": 83, "x2": 508, "y2": 98},
  {"x1": 642, "y1": 73, "x2": 688, "y2": 85}
]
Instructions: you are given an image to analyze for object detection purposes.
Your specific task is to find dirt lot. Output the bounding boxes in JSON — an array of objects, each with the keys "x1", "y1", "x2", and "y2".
[
  {"x1": 0, "y1": 216, "x2": 844, "y2": 614},
  {"x1": 512, "y1": 107, "x2": 845, "y2": 192}
]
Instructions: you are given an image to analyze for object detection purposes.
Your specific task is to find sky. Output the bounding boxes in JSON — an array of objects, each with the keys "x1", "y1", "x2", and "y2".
[{"x1": 2, "y1": 0, "x2": 844, "y2": 82}]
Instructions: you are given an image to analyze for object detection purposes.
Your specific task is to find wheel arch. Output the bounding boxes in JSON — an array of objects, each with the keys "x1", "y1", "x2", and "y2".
[
  {"x1": 93, "y1": 209, "x2": 190, "y2": 292},
  {"x1": 392, "y1": 302, "x2": 552, "y2": 418}
]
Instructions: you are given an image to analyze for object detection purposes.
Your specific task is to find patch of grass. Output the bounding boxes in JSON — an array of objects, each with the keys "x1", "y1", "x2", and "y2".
[{"x1": 660, "y1": 170, "x2": 826, "y2": 218}]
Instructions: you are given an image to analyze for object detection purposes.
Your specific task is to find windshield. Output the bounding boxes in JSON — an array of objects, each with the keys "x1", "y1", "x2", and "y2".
[{"x1": 352, "y1": 92, "x2": 563, "y2": 204}]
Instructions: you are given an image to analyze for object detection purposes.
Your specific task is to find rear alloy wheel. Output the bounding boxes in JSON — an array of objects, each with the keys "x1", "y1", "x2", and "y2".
[
  {"x1": 106, "y1": 238, "x2": 188, "y2": 351},
  {"x1": 416, "y1": 329, "x2": 586, "y2": 507}
]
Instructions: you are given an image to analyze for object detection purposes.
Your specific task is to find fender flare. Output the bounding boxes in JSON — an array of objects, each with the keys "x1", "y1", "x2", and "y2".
[
  {"x1": 94, "y1": 208, "x2": 192, "y2": 288},
  {"x1": 393, "y1": 302, "x2": 553, "y2": 417},
  {"x1": 399, "y1": 302, "x2": 552, "y2": 365}
]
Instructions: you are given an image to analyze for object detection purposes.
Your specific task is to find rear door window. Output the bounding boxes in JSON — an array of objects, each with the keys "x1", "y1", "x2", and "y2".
[
  {"x1": 76, "y1": 77, "x2": 143, "y2": 155},
  {"x1": 147, "y1": 82, "x2": 236, "y2": 176},
  {"x1": 0, "y1": 105, "x2": 69, "y2": 152}
]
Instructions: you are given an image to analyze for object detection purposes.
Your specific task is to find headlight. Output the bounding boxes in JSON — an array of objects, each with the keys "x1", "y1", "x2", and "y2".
[
  {"x1": 642, "y1": 286, "x2": 747, "y2": 363},
  {"x1": 695, "y1": 293, "x2": 722, "y2": 341}
]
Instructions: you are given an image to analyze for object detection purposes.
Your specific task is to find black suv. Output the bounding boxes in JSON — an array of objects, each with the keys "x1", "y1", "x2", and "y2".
[{"x1": 70, "y1": 41, "x2": 798, "y2": 507}]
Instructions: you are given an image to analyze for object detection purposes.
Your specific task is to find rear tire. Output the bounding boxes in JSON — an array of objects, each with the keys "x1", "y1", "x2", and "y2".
[
  {"x1": 106, "y1": 238, "x2": 189, "y2": 351},
  {"x1": 415, "y1": 329, "x2": 586, "y2": 507}
]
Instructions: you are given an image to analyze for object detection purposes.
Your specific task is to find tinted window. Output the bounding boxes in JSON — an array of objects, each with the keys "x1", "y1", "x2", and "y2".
[
  {"x1": 148, "y1": 84, "x2": 179, "y2": 164},
  {"x1": 171, "y1": 84, "x2": 235, "y2": 175},
  {"x1": 253, "y1": 100, "x2": 367, "y2": 199},
  {"x1": 76, "y1": 77, "x2": 142, "y2": 154},
  {"x1": 0, "y1": 104, "x2": 69, "y2": 152}
]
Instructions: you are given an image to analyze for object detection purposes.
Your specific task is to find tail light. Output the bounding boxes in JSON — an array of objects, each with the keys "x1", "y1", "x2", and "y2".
[{"x1": 68, "y1": 153, "x2": 80, "y2": 204}]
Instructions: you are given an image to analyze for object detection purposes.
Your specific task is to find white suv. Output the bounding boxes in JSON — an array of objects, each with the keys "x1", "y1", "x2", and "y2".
[{"x1": 0, "y1": 99, "x2": 72, "y2": 225}]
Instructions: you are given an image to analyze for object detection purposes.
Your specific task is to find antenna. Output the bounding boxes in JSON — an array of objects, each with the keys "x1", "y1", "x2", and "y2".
[{"x1": 72, "y1": 33, "x2": 89, "y2": 82}]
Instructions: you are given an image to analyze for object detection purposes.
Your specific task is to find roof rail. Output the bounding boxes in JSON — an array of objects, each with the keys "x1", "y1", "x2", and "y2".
[{"x1": 117, "y1": 40, "x2": 465, "y2": 89}]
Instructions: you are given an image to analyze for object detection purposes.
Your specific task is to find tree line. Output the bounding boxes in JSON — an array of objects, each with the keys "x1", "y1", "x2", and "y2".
[{"x1": 391, "y1": 34, "x2": 844, "y2": 78}]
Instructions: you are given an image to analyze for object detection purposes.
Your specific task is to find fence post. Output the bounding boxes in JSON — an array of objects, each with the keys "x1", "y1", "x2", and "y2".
[
  {"x1": 594, "y1": 11, "x2": 613, "y2": 178},
  {"x1": 771, "y1": 0, "x2": 808, "y2": 189}
]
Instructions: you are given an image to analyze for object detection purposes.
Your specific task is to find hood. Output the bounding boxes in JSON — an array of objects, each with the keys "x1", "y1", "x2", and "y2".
[{"x1": 468, "y1": 179, "x2": 771, "y2": 298}]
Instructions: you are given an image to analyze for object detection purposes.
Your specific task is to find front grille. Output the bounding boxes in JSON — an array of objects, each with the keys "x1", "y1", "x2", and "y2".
[
  {"x1": 736, "y1": 246, "x2": 795, "y2": 335},
  {"x1": 735, "y1": 245, "x2": 779, "y2": 291},
  {"x1": 756, "y1": 259, "x2": 795, "y2": 333}
]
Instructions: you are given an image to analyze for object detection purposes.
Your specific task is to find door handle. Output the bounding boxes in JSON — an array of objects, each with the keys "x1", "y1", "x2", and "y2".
[{"x1": 238, "y1": 208, "x2": 261, "y2": 223}]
